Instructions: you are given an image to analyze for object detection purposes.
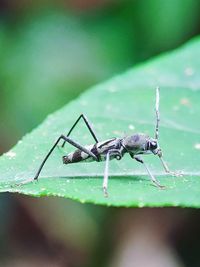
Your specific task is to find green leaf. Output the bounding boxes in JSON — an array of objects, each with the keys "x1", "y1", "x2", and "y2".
[{"x1": 1, "y1": 37, "x2": 200, "y2": 207}]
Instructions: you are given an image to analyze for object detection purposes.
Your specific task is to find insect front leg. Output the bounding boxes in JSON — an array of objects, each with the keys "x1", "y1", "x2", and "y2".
[
  {"x1": 131, "y1": 154, "x2": 165, "y2": 189},
  {"x1": 62, "y1": 114, "x2": 99, "y2": 148},
  {"x1": 158, "y1": 154, "x2": 182, "y2": 177}
]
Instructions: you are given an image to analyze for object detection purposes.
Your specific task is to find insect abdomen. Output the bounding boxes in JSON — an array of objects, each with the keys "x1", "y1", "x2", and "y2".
[
  {"x1": 63, "y1": 149, "x2": 91, "y2": 164},
  {"x1": 63, "y1": 143, "x2": 95, "y2": 164},
  {"x1": 63, "y1": 138, "x2": 122, "y2": 164}
]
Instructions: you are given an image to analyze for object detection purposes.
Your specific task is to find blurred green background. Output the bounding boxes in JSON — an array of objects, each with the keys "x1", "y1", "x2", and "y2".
[{"x1": 1, "y1": 1, "x2": 200, "y2": 266}]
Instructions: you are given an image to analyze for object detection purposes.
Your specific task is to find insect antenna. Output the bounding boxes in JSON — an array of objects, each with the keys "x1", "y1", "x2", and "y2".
[{"x1": 155, "y1": 86, "x2": 160, "y2": 140}]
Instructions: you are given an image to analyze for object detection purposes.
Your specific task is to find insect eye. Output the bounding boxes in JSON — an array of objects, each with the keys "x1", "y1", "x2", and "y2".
[{"x1": 150, "y1": 141, "x2": 157, "y2": 150}]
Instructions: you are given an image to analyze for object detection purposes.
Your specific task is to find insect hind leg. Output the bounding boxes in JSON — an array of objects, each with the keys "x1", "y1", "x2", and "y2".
[
  {"x1": 62, "y1": 114, "x2": 99, "y2": 148},
  {"x1": 34, "y1": 135, "x2": 99, "y2": 180},
  {"x1": 15, "y1": 135, "x2": 99, "y2": 187}
]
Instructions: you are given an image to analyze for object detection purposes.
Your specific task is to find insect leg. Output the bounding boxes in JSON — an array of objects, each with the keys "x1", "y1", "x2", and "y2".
[
  {"x1": 34, "y1": 135, "x2": 99, "y2": 180},
  {"x1": 62, "y1": 114, "x2": 99, "y2": 148},
  {"x1": 103, "y1": 151, "x2": 110, "y2": 198},
  {"x1": 158, "y1": 155, "x2": 182, "y2": 176},
  {"x1": 102, "y1": 149, "x2": 123, "y2": 197},
  {"x1": 133, "y1": 155, "x2": 164, "y2": 189},
  {"x1": 16, "y1": 135, "x2": 99, "y2": 187}
]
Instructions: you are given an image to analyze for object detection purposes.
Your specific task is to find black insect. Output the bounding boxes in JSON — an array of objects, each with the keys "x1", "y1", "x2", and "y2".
[{"x1": 20, "y1": 87, "x2": 178, "y2": 197}]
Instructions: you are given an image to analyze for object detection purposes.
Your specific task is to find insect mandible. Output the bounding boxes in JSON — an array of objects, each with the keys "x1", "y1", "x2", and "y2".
[{"x1": 19, "y1": 87, "x2": 179, "y2": 197}]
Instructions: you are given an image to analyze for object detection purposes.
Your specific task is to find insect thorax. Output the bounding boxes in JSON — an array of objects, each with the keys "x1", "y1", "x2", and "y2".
[{"x1": 122, "y1": 133, "x2": 150, "y2": 154}]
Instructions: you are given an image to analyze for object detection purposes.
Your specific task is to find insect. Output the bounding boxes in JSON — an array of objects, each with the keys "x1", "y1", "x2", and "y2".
[{"x1": 20, "y1": 87, "x2": 178, "y2": 197}]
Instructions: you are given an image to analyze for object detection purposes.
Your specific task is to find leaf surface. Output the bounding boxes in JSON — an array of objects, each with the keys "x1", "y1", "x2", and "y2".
[{"x1": 1, "y1": 37, "x2": 200, "y2": 207}]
